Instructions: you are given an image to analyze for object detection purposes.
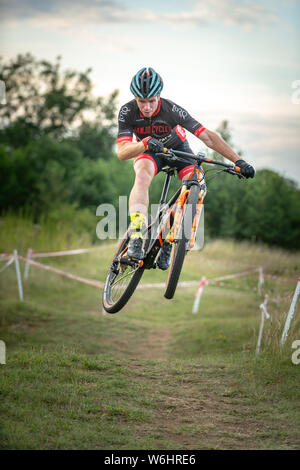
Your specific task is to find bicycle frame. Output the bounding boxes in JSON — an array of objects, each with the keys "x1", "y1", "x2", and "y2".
[
  {"x1": 103, "y1": 148, "x2": 244, "y2": 312},
  {"x1": 142, "y1": 157, "x2": 205, "y2": 269},
  {"x1": 142, "y1": 180, "x2": 181, "y2": 269},
  {"x1": 141, "y1": 148, "x2": 243, "y2": 269}
]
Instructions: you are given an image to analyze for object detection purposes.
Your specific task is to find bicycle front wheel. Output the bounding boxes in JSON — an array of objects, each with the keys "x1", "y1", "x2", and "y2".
[
  {"x1": 102, "y1": 232, "x2": 144, "y2": 313},
  {"x1": 164, "y1": 184, "x2": 200, "y2": 299}
]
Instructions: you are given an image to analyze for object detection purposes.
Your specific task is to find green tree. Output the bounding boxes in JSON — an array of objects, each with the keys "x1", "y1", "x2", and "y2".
[
  {"x1": 241, "y1": 171, "x2": 300, "y2": 249},
  {"x1": 68, "y1": 119, "x2": 116, "y2": 160},
  {"x1": 0, "y1": 54, "x2": 120, "y2": 221},
  {"x1": 0, "y1": 136, "x2": 120, "y2": 217},
  {"x1": 203, "y1": 121, "x2": 300, "y2": 249},
  {"x1": 0, "y1": 53, "x2": 118, "y2": 147}
]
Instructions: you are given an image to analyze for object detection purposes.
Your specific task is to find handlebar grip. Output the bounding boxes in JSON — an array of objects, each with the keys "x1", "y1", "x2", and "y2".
[{"x1": 146, "y1": 146, "x2": 167, "y2": 152}]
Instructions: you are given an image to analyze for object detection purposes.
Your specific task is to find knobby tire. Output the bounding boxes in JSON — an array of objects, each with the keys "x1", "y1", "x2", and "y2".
[
  {"x1": 102, "y1": 232, "x2": 145, "y2": 313},
  {"x1": 164, "y1": 184, "x2": 200, "y2": 299}
]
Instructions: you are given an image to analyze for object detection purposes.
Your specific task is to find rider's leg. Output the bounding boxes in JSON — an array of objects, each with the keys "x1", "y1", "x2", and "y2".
[
  {"x1": 129, "y1": 157, "x2": 156, "y2": 220},
  {"x1": 127, "y1": 158, "x2": 156, "y2": 259}
]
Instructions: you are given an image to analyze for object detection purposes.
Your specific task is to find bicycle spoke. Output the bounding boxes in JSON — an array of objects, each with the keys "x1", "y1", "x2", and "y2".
[
  {"x1": 110, "y1": 265, "x2": 139, "y2": 287},
  {"x1": 102, "y1": 234, "x2": 145, "y2": 313}
]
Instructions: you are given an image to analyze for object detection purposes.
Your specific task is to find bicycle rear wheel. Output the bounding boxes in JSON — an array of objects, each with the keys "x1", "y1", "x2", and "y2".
[
  {"x1": 102, "y1": 232, "x2": 145, "y2": 313},
  {"x1": 164, "y1": 184, "x2": 200, "y2": 299}
]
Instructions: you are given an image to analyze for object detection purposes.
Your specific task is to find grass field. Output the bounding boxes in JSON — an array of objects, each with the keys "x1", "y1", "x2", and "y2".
[{"x1": 0, "y1": 235, "x2": 299, "y2": 450}]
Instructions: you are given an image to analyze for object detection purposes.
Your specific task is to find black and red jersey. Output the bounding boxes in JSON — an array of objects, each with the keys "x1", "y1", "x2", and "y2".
[{"x1": 116, "y1": 98, "x2": 205, "y2": 146}]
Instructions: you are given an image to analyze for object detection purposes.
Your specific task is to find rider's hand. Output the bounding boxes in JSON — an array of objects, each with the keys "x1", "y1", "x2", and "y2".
[
  {"x1": 143, "y1": 137, "x2": 164, "y2": 154},
  {"x1": 235, "y1": 159, "x2": 255, "y2": 178},
  {"x1": 159, "y1": 126, "x2": 186, "y2": 149}
]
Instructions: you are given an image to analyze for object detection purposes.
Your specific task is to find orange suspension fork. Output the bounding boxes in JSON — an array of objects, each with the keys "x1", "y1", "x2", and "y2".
[
  {"x1": 188, "y1": 189, "x2": 205, "y2": 250},
  {"x1": 169, "y1": 187, "x2": 190, "y2": 243}
]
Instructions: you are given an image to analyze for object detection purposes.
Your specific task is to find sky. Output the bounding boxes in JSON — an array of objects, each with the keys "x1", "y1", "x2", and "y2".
[{"x1": 1, "y1": 0, "x2": 300, "y2": 184}]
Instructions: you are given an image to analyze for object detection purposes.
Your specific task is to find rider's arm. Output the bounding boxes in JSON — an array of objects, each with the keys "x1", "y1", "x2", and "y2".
[
  {"x1": 117, "y1": 140, "x2": 147, "y2": 161},
  {"x1": 167, "y1": 100, "x2": 241, "y2": 163},
  {"x1": 197, "y1": 129, "x2": 240, "y2": 164}
]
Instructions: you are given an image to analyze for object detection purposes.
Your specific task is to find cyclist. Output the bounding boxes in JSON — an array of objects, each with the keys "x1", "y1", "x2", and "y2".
[{"x1": 117, "y1": 67, "x2": 255, "y2": 269}]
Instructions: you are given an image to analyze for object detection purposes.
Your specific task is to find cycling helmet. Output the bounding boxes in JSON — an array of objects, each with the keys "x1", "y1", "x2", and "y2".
[{"x1": 130, "y1": 67, "x2": 163, "y2": 98}]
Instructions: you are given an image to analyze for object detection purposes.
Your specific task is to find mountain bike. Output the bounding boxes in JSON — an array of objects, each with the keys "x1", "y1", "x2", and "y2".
[{"x1": 102, "y1": 148, "x2": 244, "y2": 313}]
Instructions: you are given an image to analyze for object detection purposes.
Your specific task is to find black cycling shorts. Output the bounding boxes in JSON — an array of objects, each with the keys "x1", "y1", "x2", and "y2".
[{"x1": 133, "y1": 141, "x2": 204, "y2": 181}]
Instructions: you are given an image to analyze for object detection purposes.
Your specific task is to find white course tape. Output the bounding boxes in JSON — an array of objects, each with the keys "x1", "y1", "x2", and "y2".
[
  {"x1": 31, "y1": 247, "x2": 97, "y2": 258},
  {"x1": 137, "y1": 282, "x2": 165, "y2": 289},
  {"x1": 17, "y1": 255, "x2": 104, "y2": 288},
  {"x1": 3, "y1": 249, "x2": 298, "y2": 331},
  {"x1": 14, "y1": 255, "x2": 260, "y2": 296},
  {"x1": 137, "y1": 269, "x2": 260, "y2": 291},
  {"x1": 23, "y1": 244, "x2": 117, "y2": 280},
  {"x1": 30, "y1": 244, "x2": 116, "y2": 259},
  {"x1": 212, "y1": 268, "x2": 259, "y2": 282},
  {"x1": 264, "y1": 274, "x2": 295, "y2": 282},
  {"x1": 0, "y1": 256, "x2": 14, "y2": 273},
  {"x1": 0, "y1": 253, "x2": 13, "y2": 261}
]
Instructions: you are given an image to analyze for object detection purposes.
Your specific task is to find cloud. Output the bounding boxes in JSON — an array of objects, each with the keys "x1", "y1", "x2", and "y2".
[
  {"x1": 156, "y1": 0, "x2": 279, "y2": 29},
  {"x1": 195, "y1": 0, "x2": 279, "y2": 28},
  {"x1": 0, "y1": 0, "x2": 126, "y2": 29},
  {"x1": 0, "y1": 0, "x2": 279, "y2": 30},
  {"x1": 227, "y1": 112, "x2": 300, "y2": 183}
]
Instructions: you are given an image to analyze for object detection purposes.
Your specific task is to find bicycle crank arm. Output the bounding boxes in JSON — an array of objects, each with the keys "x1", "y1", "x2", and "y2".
[
  {"x1": 143, "y1": 243, "x2": 162, "y2": 269},
  {"x1": 119, "y1": 257, "x2": 140, "y2": 267}
]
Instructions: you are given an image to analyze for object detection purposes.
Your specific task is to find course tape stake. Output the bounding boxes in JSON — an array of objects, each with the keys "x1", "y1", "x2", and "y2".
[
  {"x1": 281, "y1": 278, "x2": 300, "y2": 346},
  {"x1": 256, "y1": 295, "x2": 270, "y2": 355},
  {"x1": 192, "y1": 277, "x2": 208, "y2": 314},
  {"x1": 14, "y1": 250, "x2": 24, "y2": 301}
]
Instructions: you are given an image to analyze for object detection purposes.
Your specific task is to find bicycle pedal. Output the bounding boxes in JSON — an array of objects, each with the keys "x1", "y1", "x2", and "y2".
[{"x1": 129, "y1": 254, "x2": 145, "y2": 262}]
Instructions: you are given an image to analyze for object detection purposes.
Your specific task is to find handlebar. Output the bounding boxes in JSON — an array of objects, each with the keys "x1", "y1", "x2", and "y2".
[{"x1": 155, "y1": 148, "x2": 243, "y2": 178}]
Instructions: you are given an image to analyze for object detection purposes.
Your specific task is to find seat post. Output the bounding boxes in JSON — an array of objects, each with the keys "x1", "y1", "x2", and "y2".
[{"x1": 159, "y1": 169, "x2": 174, "y2": 207}]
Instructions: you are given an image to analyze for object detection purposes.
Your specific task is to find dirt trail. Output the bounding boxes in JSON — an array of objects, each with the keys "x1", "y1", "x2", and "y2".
[
  {"x1": 134, "y1": 328, "x2": 173, "y2": 360},
  {"x1": 128, "y1": 328, "x2": 296, "y2": 449}
]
